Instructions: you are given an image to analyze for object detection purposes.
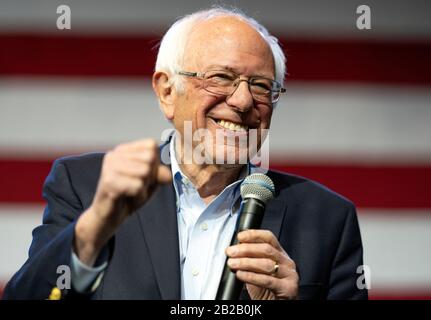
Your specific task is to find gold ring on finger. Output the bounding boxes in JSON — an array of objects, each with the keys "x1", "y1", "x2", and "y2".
[{"x1": 271, "y1": 262, "x2": 279, "y2": 276}]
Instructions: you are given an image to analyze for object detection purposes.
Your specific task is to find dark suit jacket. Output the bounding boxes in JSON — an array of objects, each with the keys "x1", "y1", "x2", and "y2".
[{"x1": 3, "y1": 149, "x2": 368, "y2": 300}]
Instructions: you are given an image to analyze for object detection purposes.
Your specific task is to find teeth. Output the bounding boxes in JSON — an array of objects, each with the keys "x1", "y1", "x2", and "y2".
[{"x1": 216, "y1": 119, "x2": 248, "y2": 132}]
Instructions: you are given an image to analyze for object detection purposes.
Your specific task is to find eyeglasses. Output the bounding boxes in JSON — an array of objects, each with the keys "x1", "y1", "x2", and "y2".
[{"x1": 177, "y1": 70, "x2": 286, "y2": 104}]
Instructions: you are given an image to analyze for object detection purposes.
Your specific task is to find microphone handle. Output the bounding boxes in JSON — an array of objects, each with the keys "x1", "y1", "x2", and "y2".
[{"x1": 216, "y1": 197, "x2": 266, "y2": 300}]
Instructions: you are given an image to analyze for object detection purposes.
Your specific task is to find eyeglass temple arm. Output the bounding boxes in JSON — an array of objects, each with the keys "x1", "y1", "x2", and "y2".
[{"x1": 178, "y1": 71, "x2": 198, "y2": 77}]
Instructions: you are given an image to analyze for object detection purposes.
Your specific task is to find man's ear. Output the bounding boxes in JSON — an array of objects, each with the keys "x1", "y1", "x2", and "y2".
[{"x1": 152, "y1": 71, "x2": 176, "y2": 120}]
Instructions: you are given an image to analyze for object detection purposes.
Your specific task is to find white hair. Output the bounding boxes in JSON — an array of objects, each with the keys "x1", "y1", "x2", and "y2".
[{"x1": 155, "y1": 6, "x2": 286, "y2": 91}]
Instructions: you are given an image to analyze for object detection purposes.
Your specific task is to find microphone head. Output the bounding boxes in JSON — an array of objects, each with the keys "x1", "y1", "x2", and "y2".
[{"x1": 240, "y1": 173, "x2": 275, "y2": 204}]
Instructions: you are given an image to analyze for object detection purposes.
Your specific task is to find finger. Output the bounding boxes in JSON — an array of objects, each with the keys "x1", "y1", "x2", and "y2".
[
  {"x1": 157, "y1": 165, "x2": 173, "y2": 184},
  {"x1": 240, "y1": 271, "x2": 299, "y2": 299},
  {"x1": 114, "y1": 159, "x2": 152, "y2": 179},
  {"x1": 236, "y1": 270, "x2": 279, "y2": 292},
  {"x1": 226, "y1": 242, "x2": 296, "y2": 271},
  {"x1": 105, "y1": 146, "x2": 158, "y2": 167},
  {"x1": 116, "y1": 139, "x2": 158, "y2": 152},
  {"x1": 226, "y1": 243, "x2": 280, "y2": 262},
  {"x1": 228, "y1": 257, "x2": 295, "y2": 278},
  {"x1": 108, "y1": 175, "x2": 144, "y2": 197},
  {"x1": 227, "y1": 257, "x2": 277, "y2": 275},
  {"x1": 125, "y1": 150, "x2": 158, "y2": 164},
  {"x1": 237, "y1": 230, "x2": 282, "y2": 251}
]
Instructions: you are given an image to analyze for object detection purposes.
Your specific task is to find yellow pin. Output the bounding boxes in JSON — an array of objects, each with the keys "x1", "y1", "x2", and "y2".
[{"x1": 48, "y1": 287, "x2": 62, "y2": 300}]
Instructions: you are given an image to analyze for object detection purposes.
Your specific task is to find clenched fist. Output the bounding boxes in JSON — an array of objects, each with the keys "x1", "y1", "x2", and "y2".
[{"x1": 74, "y1": 139, "x2": 172, "y2": 266}]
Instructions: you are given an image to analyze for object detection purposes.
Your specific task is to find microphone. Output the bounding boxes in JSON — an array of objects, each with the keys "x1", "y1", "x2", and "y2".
[{"x1": 216, "y1": 173, "x2": 275, "y2": 300}]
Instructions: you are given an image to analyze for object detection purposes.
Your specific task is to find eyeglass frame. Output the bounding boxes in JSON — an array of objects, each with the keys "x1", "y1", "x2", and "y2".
[{"x1": 177, "y1": 70, "x2": 286, "y2": 104}]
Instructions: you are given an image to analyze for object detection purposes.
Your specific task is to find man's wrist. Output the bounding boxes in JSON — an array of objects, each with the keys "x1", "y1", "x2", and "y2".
[{"x1": 74, "y1": 207, "x2": 113, "y2": 266}]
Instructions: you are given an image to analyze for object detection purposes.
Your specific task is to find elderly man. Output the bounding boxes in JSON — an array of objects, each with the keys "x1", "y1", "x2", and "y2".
[{"x1": 3, "y1": 7, "x2": 367, "y2": 300}]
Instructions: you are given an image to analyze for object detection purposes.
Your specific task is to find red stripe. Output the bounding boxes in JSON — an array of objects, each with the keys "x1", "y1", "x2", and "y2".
[
  {"x1": 1, "y1": 158, "x2": 431, "y2": 208},
  {"x1": 1, "y1": 33, "x2": 431, "y2": 85},
  {"x1": 0, "y1": 34, "x2": 158, "y2": 78},
  {"x1": 271, "y1": 164, "x2": 431, "y2": 209},
  {"x1": 0, "y1": 159, "x2": 52, "y2": 204},
  {"x1": 369, "y1": 290, "x2": 431, "y2": 300}
]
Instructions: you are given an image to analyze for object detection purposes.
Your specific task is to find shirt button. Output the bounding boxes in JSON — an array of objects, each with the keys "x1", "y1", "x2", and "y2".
[
  {"x1": 192, "y1": 268, "x2": 199, "y2": 276},
  {"x1": 200, "y1": 222, "x2": 208, "y2": 231}
]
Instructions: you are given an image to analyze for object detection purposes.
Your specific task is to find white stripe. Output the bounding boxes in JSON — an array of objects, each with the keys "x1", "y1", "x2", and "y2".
[
  {"x1": 0, "y1": 0, "x2": 430, "y2": 38},
  {"x1": 1, "y1": 78, "x2": 431, "y2": 163},
  {"x1": 358, "y1": 210, "x2": 431, "y2": 290},
  {"x1": 0, "y1": 205, "x2": 42, "y2": 284},
  {"x1": 1, "y1": 205, "x2": 431, "y2": 292}
]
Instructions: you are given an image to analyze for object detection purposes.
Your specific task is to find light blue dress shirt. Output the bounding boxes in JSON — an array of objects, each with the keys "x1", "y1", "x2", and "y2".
[
  {"x1": 71, "y1": 136, "x2": 248, "y2": 299},
  {"x1": 169, "y1": 137, "x2": 246, "y2": 299}
]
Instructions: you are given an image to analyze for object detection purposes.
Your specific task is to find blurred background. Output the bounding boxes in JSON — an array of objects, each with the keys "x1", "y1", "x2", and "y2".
[{"x1": 1, "y1": 0, "x2": 430, "y2": 299}]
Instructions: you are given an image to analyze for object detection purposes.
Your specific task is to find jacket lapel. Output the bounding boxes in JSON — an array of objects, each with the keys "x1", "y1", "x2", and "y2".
[
  {"x1": 137, "y1": 182, "x2": 181, "y2": 299},
  {"x1": 260, "y1": 180, "x2": 288, "y2": 240}
]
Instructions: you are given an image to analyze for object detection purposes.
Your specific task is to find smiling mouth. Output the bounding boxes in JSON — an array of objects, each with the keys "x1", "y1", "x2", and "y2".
[{"x1": 213, "y1": 119, "x2": 248, "y2": 132}]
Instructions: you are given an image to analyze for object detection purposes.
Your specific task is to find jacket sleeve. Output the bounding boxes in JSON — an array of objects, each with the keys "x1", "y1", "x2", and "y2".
[
  {"x1": 2, "y1": 158, "x2": 107, "y2": 300},
  {"x1": 327, "y1": 204, "x2": 368, "y2": 300}
]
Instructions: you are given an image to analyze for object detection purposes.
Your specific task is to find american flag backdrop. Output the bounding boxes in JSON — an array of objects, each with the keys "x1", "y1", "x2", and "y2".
[{"x1": 0, "y1": 0, "x2": 431, "y2": 299}]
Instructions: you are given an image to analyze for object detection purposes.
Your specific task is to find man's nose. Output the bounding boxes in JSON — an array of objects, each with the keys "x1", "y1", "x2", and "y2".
[{"x1": 225, "y1": 80, "x2": 254, "y2": 112}]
